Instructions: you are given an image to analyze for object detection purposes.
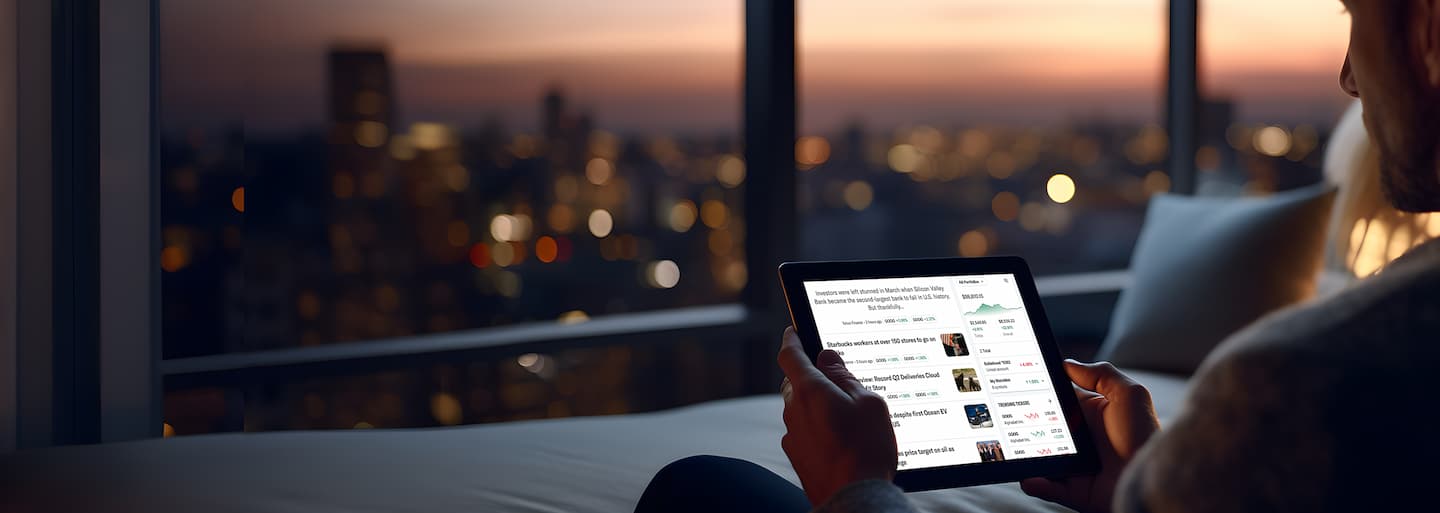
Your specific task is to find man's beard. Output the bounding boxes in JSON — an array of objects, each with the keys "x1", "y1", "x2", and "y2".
[{"x1": 1378, "y1": 100, "x2": 1440, "y2": 213}]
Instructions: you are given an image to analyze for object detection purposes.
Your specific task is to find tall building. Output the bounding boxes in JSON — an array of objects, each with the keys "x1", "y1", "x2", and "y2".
[{"x1": 325, "y1": 46, "x2": 419, "y2": 342}]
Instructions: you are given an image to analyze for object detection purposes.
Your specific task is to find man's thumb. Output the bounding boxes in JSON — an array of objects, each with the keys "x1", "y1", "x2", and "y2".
[{"x1": 817, "y1": 350, "x2": 867, "y2": 399}]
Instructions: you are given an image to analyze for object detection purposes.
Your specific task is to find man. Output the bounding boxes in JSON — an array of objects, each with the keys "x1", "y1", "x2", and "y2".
[{"x1": 635, "y1": 2, "x2": 1440, "y2": 512}]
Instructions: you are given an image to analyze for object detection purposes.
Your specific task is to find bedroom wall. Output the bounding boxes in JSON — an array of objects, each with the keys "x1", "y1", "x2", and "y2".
[{"x1": 1, "y1": 0, "x2": 20, "y2": 454}]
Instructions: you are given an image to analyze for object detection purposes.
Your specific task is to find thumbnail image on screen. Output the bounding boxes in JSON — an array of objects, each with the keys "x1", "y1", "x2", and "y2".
[
  {"x1": 953, "y1": 368, "x2": 981, "y2": 393},
  {"x1": 941, "y1": 333, "x2": 969, "y2": 357},
  {"x1": 977, "y1": 440, "x2": 1006, "y2": 462}
]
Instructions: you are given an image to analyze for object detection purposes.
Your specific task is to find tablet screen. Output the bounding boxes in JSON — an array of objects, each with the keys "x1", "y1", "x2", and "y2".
[{"x1": 802, "y1": 273, "x2": 1077, "y2": 471}]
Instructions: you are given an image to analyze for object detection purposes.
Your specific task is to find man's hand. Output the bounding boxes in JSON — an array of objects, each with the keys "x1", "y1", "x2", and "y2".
[
  {"x1": 1021, "y1": 360, "x2": 1160, "y2": 513},
  {"x1": 778, "y1": 327, "x2": 898, "y2": 506}
]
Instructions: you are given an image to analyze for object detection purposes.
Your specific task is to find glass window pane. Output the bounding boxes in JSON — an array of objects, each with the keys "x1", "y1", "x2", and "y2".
[
  {"x1": 160, "y1": 1, "x2": 744, "y2": 357},
  {"x1": 1199, "y1": 0, "x2": 1351, "y2": 195},
  {"x1": 798, "y1": 0, "x2": 1167, "y2": 274}
]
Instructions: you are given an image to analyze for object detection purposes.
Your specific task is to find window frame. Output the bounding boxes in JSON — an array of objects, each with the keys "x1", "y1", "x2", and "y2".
[{"x1": 16, "y1": 0, "x2": 1197, "y2": 445}]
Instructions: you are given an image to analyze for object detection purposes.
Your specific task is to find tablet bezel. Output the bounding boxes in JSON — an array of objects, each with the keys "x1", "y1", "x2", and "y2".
[{"x1": 777, "y1": 256, "x2": 1099, "y2": 492}]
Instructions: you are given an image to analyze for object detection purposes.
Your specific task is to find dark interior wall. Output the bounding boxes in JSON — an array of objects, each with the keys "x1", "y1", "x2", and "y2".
[{"x1": 2, "y1": 0, "x2": 20, "y2": 453}]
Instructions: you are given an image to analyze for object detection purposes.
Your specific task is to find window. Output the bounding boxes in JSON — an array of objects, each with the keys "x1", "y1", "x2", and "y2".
[
  {"x1": 159, "y1": 1, "x2": 748, "y2": 432},
  {"x1": 797, "y1": 0, "x2": 1168, "y2": 275},
  {"x1": 128, "y1": 0, "x2": 1365, "y2": 437},
  {"x1": 1197, "y1": 0, "x2": 1350, "y2": 195},
  {"x1": 160, "y1": 1, "x2": 745, "y2": 358}
]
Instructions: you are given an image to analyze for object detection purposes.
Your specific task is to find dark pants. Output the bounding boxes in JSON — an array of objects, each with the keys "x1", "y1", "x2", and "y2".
[{"x1": 634, "y1": 455, "x2": 812, "y2": 513}]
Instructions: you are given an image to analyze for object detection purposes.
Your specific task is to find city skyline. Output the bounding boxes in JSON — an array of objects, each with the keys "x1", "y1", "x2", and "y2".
[{"x1": 161, "y1": 0, "x2": 1353, "y2": 134}]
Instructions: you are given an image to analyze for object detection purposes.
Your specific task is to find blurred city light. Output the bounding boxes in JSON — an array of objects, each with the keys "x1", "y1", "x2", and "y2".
[
  {"x1": 991, "y1": 192, "x2": 1020, "y2": 221},
  {"x1": 985, "y1": 153, "x2": 1016, "y2": 180},
  {"x1": 1047, "y1": 174, "x2": 1076, "y2": 204},
  {"x1": 843, "y1": 181, "x2": 874, "y2": 211},
  {"x1": 430, "y1": 393, "x2": 463, "y2": 426},
  {"x1": 354, "y1": 121, "x2": 388, "y2": 148},
  {"x1": 585, "y1": 158, "x2": 614, "y2": 185},
  {"x1": 160, "y1": 246, "x2": 189, "y2": 272},
  {"x1": 700, "y1": 200, "x2": 728, "y2": 229},
  {"x1": 467, "y1": 243, "x2": 489, "y2": 268},
  {"x1": 557, "y1": 310, "x2": 590, "y2": 324},
  {"x1": 958, "y1": 230, "x2": 988, "y2": 257},
  {"x1": 535, "y1": 236, "x2": 558, "y2": 263},
  {"x1": 887, "y1": 144, "x2": 921, "y2": 173},
  {"x1": 669, "y1": 200, "x2": 698, "y2": 232},
  {"x1": 717, "y1": 155, "x2": 746, "y2": 187},
  {"x1": 796, "y1": 136, "x2": 832, "y2": 168},
  {"x1": 491, "y1": 242, "x2": 515, "y2": 267},
  {"x1": 230, "y1": 187, "x2": 245, "y2": 213},
  {"x1": 547, "y1": 205, "x2": 576, "y2": 233},
  {"x1": 647, "y1": 260, "x2": 681, "y2": 289},
  {"x1": 1253, "y1": 125, "x2": 1292, "y2": 157},
  {"x1": 588, "y1": 209, "x2": 614, "y2": 238}
]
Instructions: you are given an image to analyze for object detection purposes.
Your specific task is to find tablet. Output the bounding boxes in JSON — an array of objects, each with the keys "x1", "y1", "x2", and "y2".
[{"x1": 778, "y1": 256, "x2": 1098, "y2": 492}]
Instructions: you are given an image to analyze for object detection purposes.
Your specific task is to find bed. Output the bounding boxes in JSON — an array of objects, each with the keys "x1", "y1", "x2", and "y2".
[{"x1": 0, "y1": 369, "x2": 1188, "y2": 513}]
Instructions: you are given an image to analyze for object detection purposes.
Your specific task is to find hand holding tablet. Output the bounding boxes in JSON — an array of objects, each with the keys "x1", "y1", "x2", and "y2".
[
  {"x1": 777, "y1": 257, "x2": 1113, "y2": 493},
  {"x1": 776, "y1": 328, "x2": 899, "y2": 506}
]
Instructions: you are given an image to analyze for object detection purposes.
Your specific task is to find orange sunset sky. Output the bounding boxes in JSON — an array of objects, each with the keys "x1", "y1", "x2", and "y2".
[{"x1": 162, "y1": 0, "x2": 1354, "y2": 135}]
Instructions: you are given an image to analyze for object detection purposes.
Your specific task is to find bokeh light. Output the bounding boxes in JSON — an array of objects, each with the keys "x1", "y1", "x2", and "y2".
[
  {"x1": 700, "y1": 200, "x2": 728, "y2": 229},
  {"x1": 1253, "y1": 125, "x2": 1292, "y2": 157},
  {"x1": 231, "y1": 187, "x2": 245, "y2": 213},
  {"x1": 468, "y1": 243, "x2": 490, "y2": 268},
  {"x1": 588, "y1": 209, "x2": 614, "y2": 238},
  {"x1": 430, "y1": 393, "x2": 463, "y2": 426},
  {"x1": 648, "y1": 260, "x2": 681, "y2": 288},
  {"x1": 547, "y1": 204, "x2": 575, "y2": 233},
  {"x1": 490, "y1": 214, "x2": 532, "y2": 242},
  {"x1": 160, "y1": 246, "x2": 190, "y2": 272},
  {"x1": 796, "y1": 136, "x2": 831, "y2": 167},
  {"x1": 717, "y1": 155, "x2": 746, "y2": 187},
  {"x1": 443, "y1": 165, "x2": 470, "y2": 192},
  {"x1": 669, "y1": 200, "x2": 698, "y2": 232},
  {"x1": 585, "y1": 158, "x2": 614, "y2": 185},
  {"x1": 887, "y1": 144, "x2": 921, "y2": 173},
  {"x1": 843, "y1": 181, "x2": 874, "y2": 211},
  {"x1": 491, "y1": 242, "x2": 515, "y2": 267},
  {"x1": 557, "y1": 310, "x2": 590, "y2": 324},
  {"x1": 958, "y1": 230, "x2": 988, "y2": 257},
  {"x1": 991, "y1": 192, "x2": 1020, "y2": 221},
  {"x1": 535, "y1": 236, "x2": 558, "y2": 263},
  {"x1": 353, "y1": 121, "x2": 388, "y2": 148},
  {"x1": 1047, "y1": 174, "x2": 1076, "y2": 204}
]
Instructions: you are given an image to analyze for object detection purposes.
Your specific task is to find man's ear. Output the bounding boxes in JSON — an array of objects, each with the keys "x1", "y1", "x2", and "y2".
[{"x1": 1423, "y1": 0, "x2": 1440, "y2": 87}]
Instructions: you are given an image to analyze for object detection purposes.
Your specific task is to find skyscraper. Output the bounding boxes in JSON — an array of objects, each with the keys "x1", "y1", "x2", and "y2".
[{"x1": 325, "y1": 46, "x2": 418, "y2": 342}]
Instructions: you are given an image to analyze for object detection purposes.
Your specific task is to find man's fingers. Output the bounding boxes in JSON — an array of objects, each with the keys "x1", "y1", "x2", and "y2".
[
  {"x1": 1064, "y1": 359, "x2": 1145, "y2": 401},
  {"x1": 1066, "y1": 360, "x2": 1159, "y2": 457},
  {"x1": 1072, "y1": 382, "x2": 1102, "y2": 401},
  {"x1": 816, "y1": 349, "x2": 870, "y2": 400},
  {"x1": 778, "y1": 327, "x2": 828, "y2": 386}
]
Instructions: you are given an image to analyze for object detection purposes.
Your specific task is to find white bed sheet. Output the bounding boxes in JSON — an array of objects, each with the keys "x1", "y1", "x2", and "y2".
[{"x1": 0, "y1": 369, "x2": 1189, "y2": 513}]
